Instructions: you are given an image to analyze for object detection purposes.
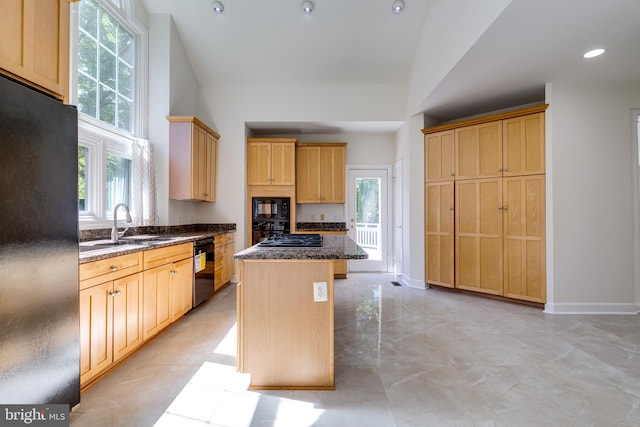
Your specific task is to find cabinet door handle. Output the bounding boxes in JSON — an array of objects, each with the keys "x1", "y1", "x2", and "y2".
[
  {"x1": 499, "y1": 167, "x2": 508, "y2": 172},
  {"x1": 109, "y1": 290, "x2": 121, "y2": 296},
  {"x1": 171, "y1": 270, "x2": 177, "y2": 275},
  {"x1": 498, "y1": 205, "x2": 508, "y2": 210},
  {"x1": 110, "y1": 266, "x2": 117, "y2": 272}
]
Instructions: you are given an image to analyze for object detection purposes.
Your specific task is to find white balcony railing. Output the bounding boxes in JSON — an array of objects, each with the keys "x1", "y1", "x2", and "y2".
[{"x1": 356, "y1": 223, "x2": 379, "y2": 249}]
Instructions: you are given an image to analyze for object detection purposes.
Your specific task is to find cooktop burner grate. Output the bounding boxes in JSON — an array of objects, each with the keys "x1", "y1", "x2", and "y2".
[{"x1": 258, "y1": 233, "x2": 323, "y2": 247}]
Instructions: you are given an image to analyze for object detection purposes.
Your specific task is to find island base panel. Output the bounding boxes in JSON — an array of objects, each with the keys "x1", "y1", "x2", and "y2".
[{"x1": 238, "y1": 260, "x2": 334, "y2": 389}]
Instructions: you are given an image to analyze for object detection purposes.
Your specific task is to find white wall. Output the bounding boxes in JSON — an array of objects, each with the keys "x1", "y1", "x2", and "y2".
[
  {"x1": 393, "y1": 114, "x2": 426, "y2": 287},
  {"x1": 406, "y1": 0, "x2": 511, "y2": 115},
  {"x1": 546, "y1": 80, "x2": 640, "y2": 313},
  {"x1": 148, "y1": 15, "x2": 200, "y2": 225},
  {"x1": 196, "y1": 83, "x2": 407, "y2": 252}
]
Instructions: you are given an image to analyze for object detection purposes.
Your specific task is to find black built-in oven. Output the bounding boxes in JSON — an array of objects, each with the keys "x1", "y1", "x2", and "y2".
[
  {"x1": 251, "y1": 197, "x2": 291, "y2": 244},
  {"x1": 193, "y1": 237, "x2": 215, "y2": 307}
]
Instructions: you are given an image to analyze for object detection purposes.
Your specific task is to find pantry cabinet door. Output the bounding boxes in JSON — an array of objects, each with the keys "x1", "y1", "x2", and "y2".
[
  {"x1": 425, "y1": 181, "x2": 454, "y2": 288},
  {"x1": 455, "y1": 178, "x2": 503, "y2": 295},
  {"x1": 503, "y1": 175, "x2": 546, "y2": 303},
  {"x1": 503, "y1": 113, "x2": 545, "y2": 176},
  {"x1": 455, "y1": 121, "x2": 502, "y2": 180},
  {"x1": 425, "y1": 130, "x2": 455, "y2": 182}
]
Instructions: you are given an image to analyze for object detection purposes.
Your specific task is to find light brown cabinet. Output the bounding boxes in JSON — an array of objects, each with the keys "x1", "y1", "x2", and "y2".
[
  {"x1": 0, "y1": 0, "x2": 70, "y2": 101},
  {"x1": 425, "y1": 131, "x2": 455, "y2": 182},
  {"x1": 423, "y1": 105, "x2": 547, "y2": 304},
  {"x1": 168, "y1": 116, "x2": 219, "y2": 202},
  {"x1": 503, "y1": 113, "x2": 545, "y2": 176},
  {"x1": 425, "y1": 181, "x2": 454, "y2": 288},
  {"x1": 79, "y1": 252, "x2": 144, "y2": 388},
  {"x1": 503, "y1": 175, "x2": 546, "y2": 303},
  {"x1": 455, "y1": 178, "x2": 504, "y2": 295},
  {"x1": 296, "y1": 143, "x2": 346, "y2": 203},
  {"x1": 214, "y1": 232, "x2": 235, "y2": 290},
  {"x1": 455, "y1": 121, "x2": 503, "y2": 180},
  {"x1": 247, "y1": 138, "x2": 296, "y2": 186},
  {"x1": 142, "y1": 243, "x2": 193, "y2": 340}
]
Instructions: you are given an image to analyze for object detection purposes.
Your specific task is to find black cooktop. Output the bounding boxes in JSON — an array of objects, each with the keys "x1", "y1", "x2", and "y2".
[{"x1": 258, "y1": 233, "x2": 323, "y2": 248}]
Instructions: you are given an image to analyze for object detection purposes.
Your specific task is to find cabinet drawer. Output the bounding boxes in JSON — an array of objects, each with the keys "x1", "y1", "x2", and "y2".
[
  {"x1": 143, "y1": 243, "x2": 193, "y2": 270},
  {"x1": 214, "y1": 234, "x2": 226, "y2": 246},
  {"x1": 79, "y1": 252, "x2": 143, "y2": 289}
]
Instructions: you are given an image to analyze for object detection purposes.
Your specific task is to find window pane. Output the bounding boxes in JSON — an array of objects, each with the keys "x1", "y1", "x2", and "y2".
[
  {"x1": 99, "y1": 10, "x2": 117, "y2": 52},
  {"x1": 117, "y1": 97, "x2": 132, "y2": 132},
  {"x1": 117, "y1": 61, "x2": 133, "y2": 98},
  {"x1": 99, "y1": 85, "x2": 116, "y2": 125},
  {"x1": 78, "y1": 146, "x2": 89, "y2": 211},
  {"x1": 99, "y1": 47, "x2": 116, "y2": 90},
  {"x1": 78, "y1": 0, "x2": 135, "y2": 133},
  {"x1": 79, "y1": 0, "x2": 98, "y2": 38},
  {"x1": 78, "y1": 33, "x2": 97, "y2": 77},
  {"x1": 106, "y1": 153, "x2": 131, "y2": 212},
  {"x1": 118, "y1": 27, "x2": 135, "y2": 66},
  {"x1": 78, "y1": 74, "x2": 97, "y2": 117}
]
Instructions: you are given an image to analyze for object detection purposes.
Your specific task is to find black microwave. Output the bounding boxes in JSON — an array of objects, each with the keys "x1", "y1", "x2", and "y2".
[{"x1": 252, "y1": 197, "x2": 290, "y2": 220}]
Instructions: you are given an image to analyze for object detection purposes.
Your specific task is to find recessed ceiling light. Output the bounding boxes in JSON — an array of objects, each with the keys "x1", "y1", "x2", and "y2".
[
  {"x1": 583, "y1": 48, "x2": 605, "y2": 59},
  {"x1": 211, "y1": 1, "x2": 224, "y2": 14},
  {"x1": 301, "y1": 0, "x2": 314, "y2": 14},
  {"x1": 392, "y1": 0, "x2": 404, "y2": 14}
]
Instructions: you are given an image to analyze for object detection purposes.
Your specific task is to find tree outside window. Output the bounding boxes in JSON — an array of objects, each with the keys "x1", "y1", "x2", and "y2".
[{"x1": 78, "y1": 0, "x2": 135, "y2": 133}]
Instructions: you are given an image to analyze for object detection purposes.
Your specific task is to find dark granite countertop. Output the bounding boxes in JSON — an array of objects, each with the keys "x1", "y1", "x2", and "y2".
[
  {"x1": 296, "y1": 222, "x2": 348, "y2": 232},
  {"x1": 234, "y1": 234, "x2": 368, "y2": 260},
  {"x1": 79, "y1": 224, "x2": 235, "y2": 263}
]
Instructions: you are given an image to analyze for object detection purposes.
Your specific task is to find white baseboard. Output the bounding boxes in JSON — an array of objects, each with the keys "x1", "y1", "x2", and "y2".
[
  {"x1": 544, "y1": 302, "x2": 639, "y2": 315},
  {"x1": 393, "y1": 274, "x2": 426, "y2": 289}
]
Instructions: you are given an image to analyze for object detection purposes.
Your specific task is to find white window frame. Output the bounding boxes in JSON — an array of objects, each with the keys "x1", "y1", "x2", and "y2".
[{"x1": 70, "y1": 0, "x2": 148, "y2": 229}]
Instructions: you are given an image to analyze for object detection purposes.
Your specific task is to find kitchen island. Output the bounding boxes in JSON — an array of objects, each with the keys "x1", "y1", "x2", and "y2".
[{"x1": 234, "y1": 234, "x2": 367, "y2": 389}]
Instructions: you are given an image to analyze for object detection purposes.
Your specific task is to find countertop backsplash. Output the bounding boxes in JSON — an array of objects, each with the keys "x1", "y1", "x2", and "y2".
[
  {"x1": 79, "y1": 223, "x2": 236, "y2": 242},
  {"x1": 296, "y1": 222, "x2": 347, "y2": 232}
]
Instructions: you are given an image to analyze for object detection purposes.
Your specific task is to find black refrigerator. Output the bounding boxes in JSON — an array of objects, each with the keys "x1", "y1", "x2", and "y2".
[{"x1": 0, "y1": 75, "x2": 80, "y2": 407}]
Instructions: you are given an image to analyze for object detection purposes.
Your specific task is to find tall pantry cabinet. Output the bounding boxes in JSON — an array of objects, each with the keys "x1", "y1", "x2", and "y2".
[{"x1": 423, "y1": 105, "x2": 547, "y2": 304}]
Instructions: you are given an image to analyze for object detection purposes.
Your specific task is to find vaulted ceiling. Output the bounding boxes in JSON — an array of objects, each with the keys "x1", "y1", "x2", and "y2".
[{"x1": 141, "y1": 0, "x2": 640, "y2": 131}]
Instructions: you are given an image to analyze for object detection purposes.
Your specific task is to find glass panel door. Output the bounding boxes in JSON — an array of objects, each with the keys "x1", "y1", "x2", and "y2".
[{"x1": 346, "y1": 168, "x2": 389, "y2": 272}]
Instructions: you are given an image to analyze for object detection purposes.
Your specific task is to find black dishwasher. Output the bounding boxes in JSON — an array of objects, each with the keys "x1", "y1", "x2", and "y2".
[{"x1": 193, "y1": 237, "x2": 215, "y2": 307}]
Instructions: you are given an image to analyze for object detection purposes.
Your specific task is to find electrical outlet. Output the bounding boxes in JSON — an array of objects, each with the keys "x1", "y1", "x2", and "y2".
[
  {"x1": 320, "y1": 213, "x2": 325, "y2": 221},
  {"x1": 313, "y1": 281, "x2": 328, "y2": 302}
]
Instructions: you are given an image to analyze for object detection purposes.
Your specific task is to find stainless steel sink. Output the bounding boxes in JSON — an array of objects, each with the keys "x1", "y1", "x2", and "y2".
[{"x1": 79, "y1": 236, "x2": 177, "y2": 253}]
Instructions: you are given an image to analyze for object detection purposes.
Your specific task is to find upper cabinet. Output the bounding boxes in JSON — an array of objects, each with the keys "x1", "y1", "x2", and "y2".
[
  {"x1": 423, "y1": 106, "x2": 547, "y2": 181},
  {"x1": 0, "y1": 0, "x2": 70, "y2": 101},
  {"x1": 502, "y1": 112, "x2": 545, "y2": 176},
  {"x1": 247, "y1": 138, "x2": 296, "y2": 186},
  {"x1": 168, "y1": 116, "x2": 219, "y2": 202},
  {"x1": 424, "y1": 130, "x2": 454, "y2": 182},
  {"x1": 455, "y1": 121, "x2": 503, "y2": 180},
  {"x1": 296, "y1": 143, "x2": 346, "y2": 203}
]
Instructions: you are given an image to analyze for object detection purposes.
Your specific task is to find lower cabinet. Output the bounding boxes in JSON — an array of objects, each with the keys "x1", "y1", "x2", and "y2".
[
  {"x1": 79, "y1": 243, "x2": 194, "y2": 388},
  {"x1": 214, "y1": 232, "x2": 236, "y2": 290},
  {"x1": 142, "y1": 243, "x2": 193, "y2": 341},
  {"x1": 425, "y1": 181, "x2": 454, "y2": 288},
  {"x1": 80, "y1": 270, "x2": 144, "y2": 387},
  {"x1": 425, "y1": 176, "x2": 545, "y2": 303}
]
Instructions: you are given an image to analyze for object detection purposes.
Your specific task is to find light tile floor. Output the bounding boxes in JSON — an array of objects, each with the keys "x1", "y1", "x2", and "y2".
[{"x1": 70, "y1": 273, "x2": 640, "y2": 426}]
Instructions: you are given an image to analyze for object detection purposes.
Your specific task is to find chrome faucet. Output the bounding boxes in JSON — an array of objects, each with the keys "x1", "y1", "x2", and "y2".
[{"x1": 111, "y1": 203, "x2": 133, "y2": 242}]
